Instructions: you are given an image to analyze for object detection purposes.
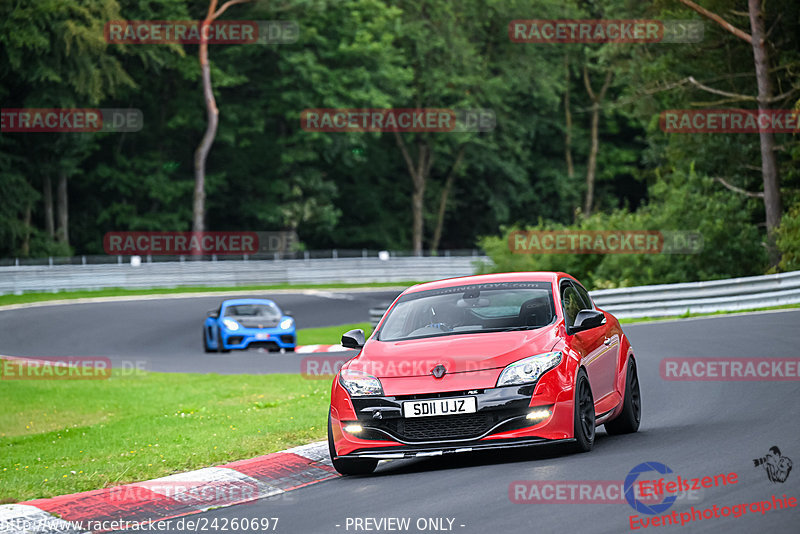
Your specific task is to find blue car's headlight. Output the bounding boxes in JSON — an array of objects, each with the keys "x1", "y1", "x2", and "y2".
[
  {"x1": 496, "y1": 351, "x2": 562, "y2": 387},
  {"x1": 280, "y1": 317, "x2": 294, "y2": 330},
  {"x1": 222, "y1": 318, "x2": 240, "y2": 331}
]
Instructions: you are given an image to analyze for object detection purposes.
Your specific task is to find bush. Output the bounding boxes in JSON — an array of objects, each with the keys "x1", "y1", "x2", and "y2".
[
  {"x1": 479, "y1": 168, "x2": 767, "y2": 289},
  {"x1": 777, "y1": 202, "x2": 800, "y2": 272}
]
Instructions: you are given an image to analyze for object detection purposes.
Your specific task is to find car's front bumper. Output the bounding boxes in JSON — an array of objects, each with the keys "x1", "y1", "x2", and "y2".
[
  {"x1": 330, "y1": 381, "x2": 575, "y2": 457},
  {"x1": 339, "y1": 436, "x2": 576, "y2": 460},
  {"x1": 220, "y1": 328, "x2": 296, "y2": 350}
]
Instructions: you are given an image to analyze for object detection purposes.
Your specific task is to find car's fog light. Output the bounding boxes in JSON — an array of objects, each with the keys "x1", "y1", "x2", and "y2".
[
  {"x1": 344, "y1": 424, "x2": 363, "y2": 434},
  {"x1": 526, "y1": 407, "x2": 552, "y2": 422}
]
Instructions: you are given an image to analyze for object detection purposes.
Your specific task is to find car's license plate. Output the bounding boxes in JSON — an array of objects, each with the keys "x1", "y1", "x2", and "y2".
[
  {"x1": 403, "y1": 397, "x2": 477, "y2": 418},
  {"x1": 255, "y1": 333, "x2": 270, "y2": 340}
]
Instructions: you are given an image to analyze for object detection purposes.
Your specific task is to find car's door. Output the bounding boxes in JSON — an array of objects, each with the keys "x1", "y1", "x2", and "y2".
[{"x1": 561, "y1": 280, "x2": 617, "y2": 400}]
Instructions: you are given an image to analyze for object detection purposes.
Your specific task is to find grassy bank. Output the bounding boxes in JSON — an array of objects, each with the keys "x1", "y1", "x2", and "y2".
[
  {"x1": 296, "y1": 323, "x2": 372, "y2": 346},
  {"x1": 0, "y1": 282, "x2": 413, "y2": 308},
  {"x1": 0, "y1": 366, "x2": 331, "y2": 503}
]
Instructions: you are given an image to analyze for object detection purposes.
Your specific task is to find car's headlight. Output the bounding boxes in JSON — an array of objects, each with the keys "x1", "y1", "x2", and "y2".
[
  {"x1": 339, "y1": 369, "x2": 384, "y2": 397},
  {"x1": 496, "y1": 351, "x2": 562, "y2": 387},
  {"x1": 280, "y1": 317, "x2": 294, "y2": 329},
  {"x1": 222, "y1": 318, "x2": 240, "y2": 331}
]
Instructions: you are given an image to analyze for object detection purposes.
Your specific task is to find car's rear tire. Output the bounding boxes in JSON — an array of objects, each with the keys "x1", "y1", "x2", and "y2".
[
  {"x1": 604, "y1": 359, "x2": 641, "y2": 435},
  {"x1": 572, "y1": 368, "x2": 595, "y2": 453},
  {"x1": 203, "y1": 329, "x2": 213, "y2": 353},
  {"x1": 327, "y1": 414, "x2": 378, "y2": 476},
  {"x1": 216, "y1": 327, "x2": 230, "y2": 353}
]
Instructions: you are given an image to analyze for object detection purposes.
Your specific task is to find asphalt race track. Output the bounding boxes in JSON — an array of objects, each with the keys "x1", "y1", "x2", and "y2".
[
  {"x1": 0, "y1": 290, "x2": 399, "y2": 374},
  {"x1": 2, "y1": 298, "x2": 799, "y2": 533},
  {"x1": 154, "y1": 309, "x2": 800, "y2": 534}
]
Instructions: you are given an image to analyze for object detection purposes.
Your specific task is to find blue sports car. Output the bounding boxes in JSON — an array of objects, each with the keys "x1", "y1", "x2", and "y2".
[{"x1": 203, "y1": 298, "x2": 296, "y2": 353}]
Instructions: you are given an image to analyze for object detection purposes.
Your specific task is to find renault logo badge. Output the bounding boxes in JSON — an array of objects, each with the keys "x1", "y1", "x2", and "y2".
[{"x1": 431, "y1": 364, "x2": 447, "y2": 379}]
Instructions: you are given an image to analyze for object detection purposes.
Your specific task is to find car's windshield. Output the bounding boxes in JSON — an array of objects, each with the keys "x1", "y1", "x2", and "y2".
[
  {"x1": 223, "y1": 304, "x2": 281, "y2": 318},
  {"x1": 378, "y1": 282, "x2": 555, "y2": 342}
]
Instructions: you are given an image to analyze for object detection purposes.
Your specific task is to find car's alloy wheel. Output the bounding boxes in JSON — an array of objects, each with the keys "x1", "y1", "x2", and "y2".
[
  {"x1": 327, "y1": 413, "x2": 378, "y2": 476},
  {"x1": 572, "y1": 369, "x2": 595, "y2": 452},
  {"x1": 605, "y1": 359, "x2": 641, "y2": 435}
]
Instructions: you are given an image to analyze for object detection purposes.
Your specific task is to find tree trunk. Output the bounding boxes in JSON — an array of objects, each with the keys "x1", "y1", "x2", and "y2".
[
  {"x1": 564, "y1": 55, "x2": 574, "y2": 180},
  {"x1": 395, "y1": 132, "x2": 434, "y2": 256},
  {"x1": 431, "y1": 146, "x2": 466, "y2": 254},
  {"x1": 57, "y1": 169, "x2": 69, "y2": 245},
  {"x1": 193, "y1": 27, "x2": 218, "y2": 234},
  {"x1": 748, "y1": 0, "x2": 782, "y2": 266},
  {"x1": 192, "y1": 0, "x2": 252, "y2": 233},
  {"x1": 675, "y1": 0, "x2": 783, "y2": 266},
  {"x1": 584, "y1": 102, "x2": 600, "y2": 216},
  {"x1": 43, "y1": 176, "x2": 54, "y2": 238},
  {"x1": 22, "y1": 202, "x2": 31, "y2": 256},
  {"x1": 582, "y1": 67, "x2": 612, "y2": 217}
]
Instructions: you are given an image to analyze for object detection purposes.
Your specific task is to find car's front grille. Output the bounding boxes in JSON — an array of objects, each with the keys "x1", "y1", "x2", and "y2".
[
  {"x1": 237, "y1": 319, "x2": 280, "y2": 328},
  {"x1": 402, "y1": 414, "x2": 492, "y2": 440},
  {"x1": 368, "y1": 413, "x2": 494, "y2": 442}
]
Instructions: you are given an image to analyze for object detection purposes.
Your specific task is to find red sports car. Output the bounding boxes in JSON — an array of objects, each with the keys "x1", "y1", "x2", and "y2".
[{"x1": 327, "y1": 272, "x2": 641, "y2": 475}]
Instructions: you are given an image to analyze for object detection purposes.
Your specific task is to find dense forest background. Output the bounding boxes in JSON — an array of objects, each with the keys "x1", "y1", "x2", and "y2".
[{"x1": 1, "y1": 0, "x2": 798, "y2": 288}]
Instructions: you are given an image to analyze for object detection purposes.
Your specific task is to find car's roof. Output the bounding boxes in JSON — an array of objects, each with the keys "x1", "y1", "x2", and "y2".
[
  {"x1": 404, "y1": 271, "x2": 572, "y2": 294},
  {"x1": 221, "y1": 298, "x2": 277, "y2": 306}
]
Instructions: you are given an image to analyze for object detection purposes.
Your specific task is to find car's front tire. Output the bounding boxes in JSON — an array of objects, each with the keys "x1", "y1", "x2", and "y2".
[
  {"x1": 604, "y1": 359, "x2": 641, "y2": 435},
  {"x1": 216, "y1": 327, "x2": 230, "y2": 353},
  {"x1": 572, "y1": 368, "x2": 595, "y2": 452},
  {"x1": 203, "y1": 329, "x2": 213, "y2": 353},
  {"x1": 327, "y1": 413, "x2": 378, "y2": 476}
]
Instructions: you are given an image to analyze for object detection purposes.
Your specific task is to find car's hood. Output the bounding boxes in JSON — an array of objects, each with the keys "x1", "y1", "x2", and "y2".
[{"x1": 345, "y1": 326, "x2": 559, "y2": 378}]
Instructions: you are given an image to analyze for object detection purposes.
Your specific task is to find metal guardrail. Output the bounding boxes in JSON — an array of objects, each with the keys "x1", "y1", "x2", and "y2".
[
  {"x1": 366, "y1": 270, "x2": 800, "y2": 325},
  {"x1": 590, "y1": 270, "x2": 800, "y2": 318},
  {"x1": 0, "y1": 256, "x2": 487, "y2": 295}
]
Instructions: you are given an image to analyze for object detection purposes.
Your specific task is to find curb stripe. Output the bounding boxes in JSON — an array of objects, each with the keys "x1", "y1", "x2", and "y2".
[
  {"x1": 4, "y1": 441, "x2": 337, "y2": 532},
  {"x1": 0, "y1": 503, "x2": 87, "y2": 534},
  {"x1": 221, "y1": 452, "x2": 336, "y2": 491}
]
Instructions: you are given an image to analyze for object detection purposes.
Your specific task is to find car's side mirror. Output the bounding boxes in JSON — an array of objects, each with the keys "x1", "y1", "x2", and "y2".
[
  {"x1": 207, "y1": 310, "x2": 219, "y2": 318},
  {"x1": 283, "y1": 310, "x2": 293, "y2": 317},
  {"x1": 341, "y1": 328, "x2": 366, "y2": 349},
  {"x1": 571, "y1": 309, "x2": 605, "y2": 333}
]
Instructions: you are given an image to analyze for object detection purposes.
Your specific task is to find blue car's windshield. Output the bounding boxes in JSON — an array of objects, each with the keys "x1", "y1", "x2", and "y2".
[
  {"x1": 224, "y1": 304, "x2": 281, "y2": 318},
  {"x1": 377, "y1": 282, "x2": 555, "y2": 342}
]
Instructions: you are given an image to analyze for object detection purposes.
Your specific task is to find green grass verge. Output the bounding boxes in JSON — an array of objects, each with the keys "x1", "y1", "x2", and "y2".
[
  {"x1": 0, "y1": 364, "x2": 333, "y2": 503},
  {"x1": 0, "y1": 282, "x2": 415, "y2": 308},
  {"x1": 619, "y1": 302, "x2": 800, "y2": 324},
  {"x1": 296, "y1": 323, "x2": 372, "y2": 346}
]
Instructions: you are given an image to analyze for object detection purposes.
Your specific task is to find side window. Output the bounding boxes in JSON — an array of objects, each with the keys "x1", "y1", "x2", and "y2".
[
  {"x1": 561, "y1": 285, "x2": 582, "y2": 328},
  {"x1": 573, "y1": 283, "x2": 594, "y2": 310}
]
